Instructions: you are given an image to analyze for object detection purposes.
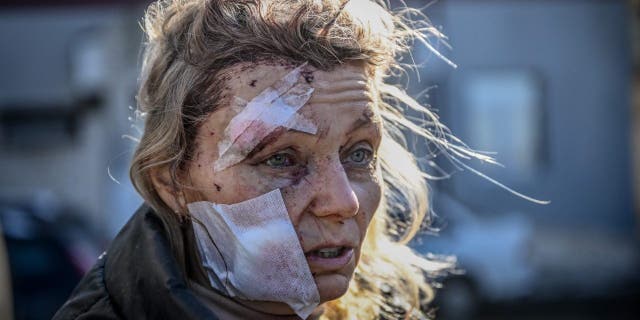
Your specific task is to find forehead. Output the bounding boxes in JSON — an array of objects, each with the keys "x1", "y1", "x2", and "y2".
[
  {"x1": 207, "y1": 61, "x2": 376, "y2": 146},
  {"x1": 220, "y1": 60, "x2": 373, "y2": 107}
]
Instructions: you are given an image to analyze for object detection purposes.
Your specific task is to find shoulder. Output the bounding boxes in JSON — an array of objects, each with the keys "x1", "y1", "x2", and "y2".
[
  {"x1": 57, "y1": 204, "x2": 219, "y2": 320},
  {"x1": 53, "y1": 204, "x2": 160, "y2": 320},
  {"x1": 55, "y1": 204, "x2": 219, "y2": 320},
  {"x1": 52, "y1": 253, "x2": 122, "y2": 320}
]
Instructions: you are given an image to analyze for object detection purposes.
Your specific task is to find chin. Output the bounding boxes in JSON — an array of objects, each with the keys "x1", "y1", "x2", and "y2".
[{"x1": 314, "y1": 272, "x2": 353, "y2": 303}]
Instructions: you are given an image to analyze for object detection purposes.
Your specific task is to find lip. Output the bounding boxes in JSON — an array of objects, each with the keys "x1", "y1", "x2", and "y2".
[
  {"x1": 305, "y1": 247, "x2": 355, "y2": 273},
  {"x1": 304, "y1": 242, "x2": 355, "y2": 254}
]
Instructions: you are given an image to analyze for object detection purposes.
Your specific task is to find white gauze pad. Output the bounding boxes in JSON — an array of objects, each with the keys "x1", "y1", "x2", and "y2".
[
  {"x1": 214, "y1": 63, "x2": 317, "y2": 172},
  {"x1": 188, "y1": 189, "x2": 320, "y2": 319}
]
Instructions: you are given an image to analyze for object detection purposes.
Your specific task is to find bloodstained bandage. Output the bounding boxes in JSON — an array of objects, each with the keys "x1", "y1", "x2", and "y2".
[
  {"x1": 214, "y1": 64, "x2": 317, "y2": 172},
  {"x1": 188, "y1": 189, "x2": 320, "y2": 319}
]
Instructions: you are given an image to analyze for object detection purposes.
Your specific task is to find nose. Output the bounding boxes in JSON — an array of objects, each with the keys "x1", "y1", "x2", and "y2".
[{"x1": 307, "y1": 157, "x2": 359, "y2": 220}]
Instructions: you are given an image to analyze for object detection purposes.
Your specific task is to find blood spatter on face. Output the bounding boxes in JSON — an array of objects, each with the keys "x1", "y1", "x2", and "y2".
[
  {"x1": 363, "y1": 108, "x2": 374, "y2": 119},
  {"x1": 209, "y1": 131, "x2": 215, "y2": 136},
  {"x1": 193, "y1": 151, "x2": 204, "y2": 165},
  {"x1": 301, "y1": 70, "x2": 314, "y2": 84},
  {"x1": 291, "y1": 166, "x2": 309, "y2": 186},
  {"x1": 351, "y1": 109, "x2": 375, "y2": 129},
  {"x1": 258, "y1": 57, "x2": 298, "y2": 69},
  {"x1": 314, "y1": 125, "x2": 330, "y2": 139},
  {"x1": 183, "y1": 61, "x2": 381, "y2": 306}
]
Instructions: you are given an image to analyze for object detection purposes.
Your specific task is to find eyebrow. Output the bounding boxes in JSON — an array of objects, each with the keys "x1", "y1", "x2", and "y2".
[
  {"x1": 346, "y1": 108, "x2": 377, "y2": 136},
  {"x1": 246, "y1": 108, "x2": 377, "y2": 158},
  {"x1": 245, "y1": 126, "x2": 288, "y2": 159},
  {"x1": 245, "y1": 118, "x2": 324, "y2": 159}
]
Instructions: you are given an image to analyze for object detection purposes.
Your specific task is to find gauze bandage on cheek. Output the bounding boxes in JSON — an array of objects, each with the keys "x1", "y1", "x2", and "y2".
[
  {"x1": 188, "y1": 189, "x2": 320, "y2": 319},
  {"x1": 214, "y1": 63, "x2": 317, "y2": 172}
]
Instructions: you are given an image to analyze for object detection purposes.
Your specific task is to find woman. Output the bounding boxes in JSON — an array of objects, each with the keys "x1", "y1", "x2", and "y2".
[{"x1": 55, "y1": 0, "x2": 483, "y2": 319}]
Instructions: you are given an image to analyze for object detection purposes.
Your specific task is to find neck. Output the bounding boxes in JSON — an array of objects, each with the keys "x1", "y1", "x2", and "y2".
[{"x1": 235, "y1": 299, "x2": 325, "y2": 319}]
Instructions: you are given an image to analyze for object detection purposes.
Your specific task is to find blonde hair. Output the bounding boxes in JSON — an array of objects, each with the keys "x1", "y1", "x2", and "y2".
[{"x1": 130, "y1": 0, "x2": 488, "y2": 318}]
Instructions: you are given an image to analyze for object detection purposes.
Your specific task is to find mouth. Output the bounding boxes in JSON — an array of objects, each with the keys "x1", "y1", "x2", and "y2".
[
  {"x1": 305, "y1": 246, "x2": 355, "y2": 273},
  {"x1": 307, "y1": 246, "x2": 348, "y2": 258}
]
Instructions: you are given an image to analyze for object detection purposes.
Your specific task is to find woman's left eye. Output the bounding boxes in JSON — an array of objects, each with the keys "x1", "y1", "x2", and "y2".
[{"x1": 345, "y1": 146, "x2": 373, "y2": 166}]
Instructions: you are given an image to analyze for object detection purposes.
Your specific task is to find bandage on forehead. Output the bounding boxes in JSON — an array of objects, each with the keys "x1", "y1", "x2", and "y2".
[
  {"x1": 214, "y1": 63, "x2": 317, "y2": 172},
  {"x1": 188, "y1": 189, "x2": 320, "y2": 319}
]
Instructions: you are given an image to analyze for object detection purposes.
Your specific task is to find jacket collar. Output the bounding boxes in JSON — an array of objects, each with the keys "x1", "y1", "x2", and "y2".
[
  {"x1": 104, "y1": 204, "x2": 216, "y2": 319},
  {"x1": 102, "y1": 204, "x2": 304, "y2": 319}
]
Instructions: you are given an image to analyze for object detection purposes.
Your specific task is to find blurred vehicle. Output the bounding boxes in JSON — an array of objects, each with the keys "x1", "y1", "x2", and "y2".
[
  {"x1": 412, "y1": 191, "x2": 640, "y2": 320},
  {"x1": 0, "y1": 199, "x2": 104, "y2": 320}
]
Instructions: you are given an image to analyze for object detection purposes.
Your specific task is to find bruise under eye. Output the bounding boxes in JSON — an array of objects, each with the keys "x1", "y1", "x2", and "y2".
[{"x1": 264, "y1": 151, "x2": 296, "y2": 167}]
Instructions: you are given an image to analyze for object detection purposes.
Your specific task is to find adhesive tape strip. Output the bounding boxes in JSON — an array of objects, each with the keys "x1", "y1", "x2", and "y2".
[{"x1": 214, "y1": 63, "x2": 317, "y2": 172}]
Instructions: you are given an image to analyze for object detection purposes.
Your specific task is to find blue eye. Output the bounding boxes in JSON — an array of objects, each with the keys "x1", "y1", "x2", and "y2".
[
  {"x1": 350, "y1": 149, "x2": 367, "y2": 163},
  {"x1": 346, "y1": 147, "x2": 373, "y2": 166},
  {"x1": 264, "y1": 152, "x2": 295, "y2": 167}
]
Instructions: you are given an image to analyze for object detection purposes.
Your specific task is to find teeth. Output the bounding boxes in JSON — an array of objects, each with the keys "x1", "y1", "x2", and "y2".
[{"x1": 316, "y1": 247, "x2": 342, "y2": 258}]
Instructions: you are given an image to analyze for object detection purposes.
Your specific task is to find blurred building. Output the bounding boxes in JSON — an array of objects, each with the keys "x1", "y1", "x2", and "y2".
[
  {"x1": 0, "y1": 0, "x2": 638, "y2": 320},
  {"x1": 0, "y1": 1, "x2": 149, "y2": 319},
  {"x1": 0, "y1": 1, "x2": 149, "y2": 237},
  {"x1": 405, "y1": 0, "x2": 640, "y2": 319}
]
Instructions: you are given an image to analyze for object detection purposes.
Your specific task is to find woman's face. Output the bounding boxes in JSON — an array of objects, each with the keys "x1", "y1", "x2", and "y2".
[{"x1": 183, "y1": 61, "x2": 383, "y2": 305}]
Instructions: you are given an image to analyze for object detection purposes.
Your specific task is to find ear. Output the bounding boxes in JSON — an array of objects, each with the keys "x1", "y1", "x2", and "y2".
[{"x1": 150, "y1": 166, "x2": 187, "y2": 214}]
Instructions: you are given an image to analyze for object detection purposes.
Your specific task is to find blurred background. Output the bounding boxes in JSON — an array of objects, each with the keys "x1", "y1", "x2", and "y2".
[{"x1": 0, "y1": 0, "x2": 638, "y2": 319}]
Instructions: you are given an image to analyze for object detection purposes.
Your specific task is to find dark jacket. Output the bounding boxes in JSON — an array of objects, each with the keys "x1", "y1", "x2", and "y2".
[{"x1": 53, "y1": 205, "x2": 304, "y2": 320}]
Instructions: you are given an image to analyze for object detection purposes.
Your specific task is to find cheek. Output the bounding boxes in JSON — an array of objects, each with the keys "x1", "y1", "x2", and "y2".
[
  {"x1": 214, "y1": 171, "x2": 288, "y2": 204},
  {"x1": 187, "y1": 154, "x2": 281, "y2": 205},
  {"x1": 278, "y1": 167, "x2": 314, "y2": 220},
  {"x1": 354, "y1": 181, "x2": 381, "y2": 237}
]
